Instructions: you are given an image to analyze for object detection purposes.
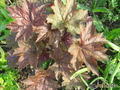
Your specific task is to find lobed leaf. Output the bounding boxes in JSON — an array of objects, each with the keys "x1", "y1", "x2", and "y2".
[
  {"x1": 35, "y1": 25, "x2": 61, "y2": 48},
  {"x1": 50, "y1": 46, "x2": 73, "y2": 79},
  {"x1": 69, "y1": 22, "x2": 108, "y2": 76},
  {"x1": 6, "y1": 0, "x2": 46, "y2": 41},
  {"x1": 13, "y1": 40, "x2": 38, "y2": 70},
  {"x1": 23, "y1": 69, "x2": 59, "y2": 90},
  {"x1": 47, "y1": 0, "x2": 88, "y2": 35}
]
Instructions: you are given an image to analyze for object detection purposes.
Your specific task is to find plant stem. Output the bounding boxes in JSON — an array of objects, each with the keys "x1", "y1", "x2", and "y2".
[
  {"x1": 79, "y1": 74, "x2": 88, "y2": 87},
  {"x1": 109, "y1": 61, "x2": 120, "y2": 90},
  {"x1": 0, "y1": 46, "x2": 5, "y2": 59}
]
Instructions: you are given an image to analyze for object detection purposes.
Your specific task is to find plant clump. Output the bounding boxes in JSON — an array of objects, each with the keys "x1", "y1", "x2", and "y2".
[{"x1": 6, "y1": 0, "x2": 108, "y2": 89}]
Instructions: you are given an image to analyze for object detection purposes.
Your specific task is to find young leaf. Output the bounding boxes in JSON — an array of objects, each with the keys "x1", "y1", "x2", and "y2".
[
  {"x1": 22, "y1": 69, "x2": 59, "y2": 90},
  {"x1": 48, "y1": 29, "x2": 61, "y2": 48},
  {"x1": 35, "y1": 25, "x2": 49, "y2": 42},
  {"x1": 47, "y1": 0, "x2": 87, "y2": 35},
  {"x1": 68, "y1": 22, "x2": 108, "y2": 76},
  {"x1": 35, "y1": 25, "x2": 61, "y2": 48},
  {"x1": 6, "y1": 0, "x2": 46, "y2": 41},
  {"x1": 61, "y1": 31, "x2": 74, "y2": 47}
]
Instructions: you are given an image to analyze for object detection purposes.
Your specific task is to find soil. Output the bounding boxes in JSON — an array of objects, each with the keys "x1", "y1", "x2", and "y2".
[{"x1": 16, "y1": 65, "x2": 34, "y2": 90}]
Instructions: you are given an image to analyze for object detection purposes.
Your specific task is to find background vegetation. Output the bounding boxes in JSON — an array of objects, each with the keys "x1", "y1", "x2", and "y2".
[{"x1": 0, "y1": 0, "x2": 120, "y2": 90}]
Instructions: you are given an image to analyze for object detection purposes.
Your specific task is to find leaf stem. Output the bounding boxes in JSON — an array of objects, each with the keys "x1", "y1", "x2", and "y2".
[
  {"x1": 70, "y1": 68, "x2": 88, "y2": 80},
  {"x1": 0, "y1": 46, "x2": 5, "y2": 59},
  {"x1": 109, "y1": 60, "x2": 120, "y2": 90},
  {"x1": 80, "y1": 74, "x2": 89, "y2": 87}
]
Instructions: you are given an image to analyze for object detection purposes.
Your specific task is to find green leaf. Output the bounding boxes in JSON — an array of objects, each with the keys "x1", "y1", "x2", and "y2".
[
  {"x1": 42, "y1": 61, "x2": 49, "y2": 69},
  {"x1": 103, "y1": 27, "x2": 109, "y2": 36},
  {"x1": 0, "y1": 46, "x2": 5, "y2": 58},
  {"x1": 109, "y1": 62, "x2": 120, "y2": 90},
  {"x1": 116, "y1": 69, "x2": 120, "y2": 80},
  {"x1": 93, "y1": 7, "x2": 109, "y2": 12},
  {"x1": 95, "y1": 0, "x2": 107, "y2": 7},
  {"x1": 0, "y1": 30, "x2": 10, "y2": 40},
  {"x1": 93, "y1": 15, "x2": 104, "y2": 31},
  {"x1": 104, "y1": 59, "x2": 116, "y2": 79},
  {"x1": 0, "y1": 22, "x2": 6, "y2": 31},
  {"x1": 0, "y1": 0, "x2": 6, "y2": 7},
  {"x1": 42, "y1": 59, "x2": 54, "y2": 69},
  {"x1": 0, "y1": 8, "x2": 10, "y2": 20},
  {"x1": 111, "y1": 0, "x2": 117, "y2": 8},
  {"x1": 77, "y1": 3, "x2": 90, "y2": 10},
  {"x1": 91, "y1": 0, "x2": 96, "y2": 9},
  {"x1": 0, "y1": 77, "x2": 4, "y2": 84},
  {"x1": 0, "y1": 19, "x2": 11, "y2": 31},
  {"x1": 70, "y1": 68, "x2": 88, "y2": 80},
  {"x1": 106, "y1": 28, "x2": 120, "y2": 40}
]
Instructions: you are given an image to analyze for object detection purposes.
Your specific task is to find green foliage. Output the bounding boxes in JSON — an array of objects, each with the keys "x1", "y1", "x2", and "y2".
[
  {"x1": 76, "y1": 0, "x2": 120, "y2": 32},
  {"x1": 106, "y1": 28, "x2": 120, "y2": 40},
  {"x1": 76, "y1": 0, "x2": 108, "y2": 32},
  {"x1": 93, "y1": 15, "x2": 104, "y2": 32},
  {"x1": 0, "y1": 0, "x2": 14, "y2": 41},
  {"x1": 0, "y1": 47, "x2": 20, "y2": 90},
  {"x1": 42, "y1": 59, "x2": 54, "y2": 69},
  {"x1": 104, "y1": 0, "x2": 120, "y2": 22},
  {"x1": 0, "y1": 0, "x2": 6, "y2": 7},
  {"x1": 98, "y1": 43, "x2": 120, "y2": 90},
  {"x1": 0, "y1": 1, "x2": 19, "y2": 89}
]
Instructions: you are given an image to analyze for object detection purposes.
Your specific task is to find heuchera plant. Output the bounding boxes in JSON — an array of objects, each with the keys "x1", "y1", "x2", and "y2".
[{"x1": 6, "y1": 0, "x2": 108, "y2": 89}]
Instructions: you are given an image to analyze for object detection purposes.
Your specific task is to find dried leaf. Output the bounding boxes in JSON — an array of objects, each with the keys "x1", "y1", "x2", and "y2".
[
  {"x1": 47, "y1": 0, "x2": 87, "y2": 35},
  {"x1": 68, "y1": 22, "x2": 108, "y2": 76},
  {"x1": 6, "y1": 0, "x2": 46, "y2": 41},
  {"x1": 22, "y1": 69, "x2": 59, "y2": 90}
]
